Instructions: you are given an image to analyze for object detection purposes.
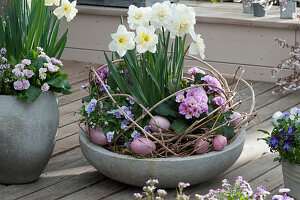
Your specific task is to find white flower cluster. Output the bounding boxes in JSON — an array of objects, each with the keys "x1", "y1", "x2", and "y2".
[
  {"x1": 108, "y1": 1, "x2": 205, "y2": 59},
  {"x1": 27, "y1": 0, "x2": 78, "y2": 22}
]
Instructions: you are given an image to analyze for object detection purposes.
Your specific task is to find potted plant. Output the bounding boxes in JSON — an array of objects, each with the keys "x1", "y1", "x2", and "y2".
[
  {"x1": 76, "y1": 1, "x2": 255, "y2": 188},
  {"x1": 251, "y1": 0, "x2": 274, "y2": 17},
  {"x1": 280, "y1": 0, "x2": 297, "y2": 19},
  {"x1": 258, "y1": 107, "x2": 300, "y2": 199},
  {"x1": 242, "y1": 0, "x2": 254, "y2": 14},
  {"x1": 0, "y1": 0, "x2": 77, "y2": 184},
  {"x1": 271, "y1": 39, "x2": 300, "y2": 94}
]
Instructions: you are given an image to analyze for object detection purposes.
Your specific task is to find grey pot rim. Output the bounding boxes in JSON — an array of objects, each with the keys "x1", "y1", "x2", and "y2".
[{"x1": 80, "y1": 129, "x2": 246, "y2": 162}]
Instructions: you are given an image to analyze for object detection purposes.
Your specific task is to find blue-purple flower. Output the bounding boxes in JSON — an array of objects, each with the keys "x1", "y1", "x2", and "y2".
[
  {"x1": 85, "y1": 99, "x2": 98, "y2": 116},
  {"x1": 106, "y1": 131, "x2": 115, "y2": 143},
  {"x1": 270, "y1": 135, "x2": 280, "y2": 149},
  {"x1": 283, "y1": 142, "x2": 291, "y2": 150},
  {"x1": 131, "y1": 130, "x2": 141, "y2": 139}
]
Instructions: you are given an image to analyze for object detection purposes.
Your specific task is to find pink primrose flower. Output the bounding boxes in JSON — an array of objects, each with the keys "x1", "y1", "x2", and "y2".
[{"x1": 201, "y1": 75, "x2": 223, "y2": 94}]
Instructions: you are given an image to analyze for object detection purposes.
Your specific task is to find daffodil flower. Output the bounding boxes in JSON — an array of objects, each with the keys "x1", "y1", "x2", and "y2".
[
  {"x1": 108, "y1": 25, "x2": 135, "y2": 57},
  {"x1": 169, "y1": 3, "x2": 196, "y2": 38},
  {"x1": 127, "y1": 5, "x2": 152, "y2": 30},
  {"x1": 134, "y1": 26, "x2": 158, "y2": 54},
  {"x1": 53, "y1": 0, "x2": 78, "y2": 22},
  {"x1": 45, "y1": 0, "x2": 60, "y2": 6},
  {"x1": 151, "y1": 1, "x2": 172, "y2": 29},
  {"x1": 189, "y1": 32, "x2": 205, "y2": 60}
]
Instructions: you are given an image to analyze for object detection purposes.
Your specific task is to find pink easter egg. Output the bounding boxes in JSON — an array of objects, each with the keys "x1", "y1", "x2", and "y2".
[
  {"x1": 212, "y1": 135, "x2": 227, "y2": 151},
  {"x1": 194, "y1": 139, "x2": 210, "y2": 154},
  {"x1": 131, "y1": 138, "x2": 156, "y2": 155},
  {"x1": 231, "y1": 112, "x2": 243, "y2": 127},
  {"x1": 149, "y1": 115, "x2": 170, "y2": 133},
  {"x1": 90, "y1": 127, "x2": 109, "y2": 146}
]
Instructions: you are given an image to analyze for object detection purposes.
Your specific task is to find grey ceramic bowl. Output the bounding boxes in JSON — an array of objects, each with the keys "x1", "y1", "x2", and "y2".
[{"x1": 80, "y1": 129, "x2": 246, "y2": 188}]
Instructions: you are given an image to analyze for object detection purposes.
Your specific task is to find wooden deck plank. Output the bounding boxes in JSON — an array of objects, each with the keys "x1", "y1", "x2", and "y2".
[{"x1": 58, "y1": 179, "x2": 128, "y2": 200}]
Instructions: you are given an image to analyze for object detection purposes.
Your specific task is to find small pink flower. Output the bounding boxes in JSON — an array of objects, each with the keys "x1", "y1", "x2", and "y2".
[
  {"x1": 44, "y1": 63, "x2": 59, "y2": 73},
  {"x1": 176, "y1": 93, "x2": 185, "y2": 103},
  {"x1": 201, "y1": 75, "x2": 223, "y2": 94},
  {"x1": 213, "y1": 96, "x2": 226, "y2": 106},
  {"x1": 12, "y1": 68, "x2": 24, "y2": 77},
  {"x1": 22, "y1": 80, "x2": 30, "y2": 90},
  {"x1": 23, "y1": 69, "x2": 35, "y2": 78},
  {"x1": 22, "y1": 59, "x2": 31, "y2": 66},
  {"x1": 185, "y1": 97, "x2": 198, "y2": 108},
  {"x1": 187, "y1": 67, "x2": 205, "y2": 75},
  {"x1": 179, "y1": 103, "x2": 189, "y2": 115},
  {"x1": 13, "y1": 80, "x2": 24, "y2": 90},
  {"x1": 185, "y1": 109, "x2": 193, "y2": 119},
  {"x1": 51, "y1": 57, "x2": 63, "y2": 66},
  {"x1": 41, "y1": 83, "x2": 50, "y2": 92},
  {"x1": 198, "y1": 102, "x2": 209, "y2": 115}
]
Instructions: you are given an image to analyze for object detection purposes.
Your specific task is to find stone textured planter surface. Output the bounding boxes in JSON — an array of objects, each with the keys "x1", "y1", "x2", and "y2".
[
  {"x1": 280, "y1": 0, "x2": 296, "y2": 19},
  {"x1": 253, "y1": 3, "x2": 267, "y2": 17},
  {"x1": 242, "y1": 0, "x2": 253, "y2": 14},
  {"x1": 80, "y1": 129, "x2": 246, "y2": 188},
  {"x1": 0, "y1": 92, "x2": 59, "y2": 184},
  {"x1": 282, "y1": 162, "x2": 300, "y2": 199}
]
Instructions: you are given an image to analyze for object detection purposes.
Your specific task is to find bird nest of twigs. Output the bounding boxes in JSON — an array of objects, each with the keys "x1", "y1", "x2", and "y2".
[{"x1": 79, "y1": 54, "x2": 256, "y2": 158}]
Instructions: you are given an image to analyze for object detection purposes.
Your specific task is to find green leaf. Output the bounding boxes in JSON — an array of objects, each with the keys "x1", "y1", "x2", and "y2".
[
  {"x1": 194, "y1": 73, "x2": 206, "y2": 84},
  {"x1": 26, "y1": 85, "x2": 42, "y2": 103},
  {"x1": 217, "y1": 125, "x2": 235, "y2": 137},
  {"x1": 154, "y1": 100, "x2": 181, "y2": 118},
  {"x1": 273, "y1": 157, "x2": 280, "y2": 162},
  {"x1": 171, "y1": 118, "x2": 190, "y2": 135},
  {"x1": 257, "y1": 129, "x2": 270, "y2": 135},
  {"x1": 47, "y1": 76, "x2": 71, "y2": 92}
]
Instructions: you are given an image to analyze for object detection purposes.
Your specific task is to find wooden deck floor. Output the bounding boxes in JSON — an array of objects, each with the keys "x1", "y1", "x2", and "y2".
[{"x1": 1, "y1": 60, "x2": 299, "y2": 200}]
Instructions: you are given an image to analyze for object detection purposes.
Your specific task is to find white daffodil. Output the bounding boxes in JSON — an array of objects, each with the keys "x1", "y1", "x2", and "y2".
[
  {"x1": 169, "y1": 3, "x2": 196, "y2": 38},
  {"x1": 45, "y1": 0, "x2": 60, "y2": 6},
  {"x1": 189, "y1": 32, "x2": 205, "y2": 59},
  {"x1": 53, "y1": 0, "x2": 78, "y2": 22},
  {"x1": 134, "y1": 26, "x2": 158, "y2": 54},
  {"x1": 127, "y1": 5, "x2": 152, "y2": 30},
  {"x1": 108, "y1": 25, "x2": 135, "y2": 57},
  {"x1": 151, "y1": 1, "x2": 172, "y2": 29}
]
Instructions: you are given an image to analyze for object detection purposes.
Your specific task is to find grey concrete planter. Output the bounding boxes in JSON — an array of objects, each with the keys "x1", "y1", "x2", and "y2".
[
  {"x1": 253, "y1": 3, "x2": 267, "y2": 17},
  {"x1": 242, "y1": 0, "x2": 254, "y2": 14},
  {"x1": 280, "y1": 0, "x2": 296, "y2": 19},
  {"x1": 75, "y1": 0, "x2": 179, "y2": 7},
  {"x1": 282, "y1": 162, "x2": 300, "y2": 199},
  {"x1": 0, "y1": 92, "x2": 59, "y2": 184},
  {"x1": 80, "y1": 129, "x2": 246, "y2": 188}
]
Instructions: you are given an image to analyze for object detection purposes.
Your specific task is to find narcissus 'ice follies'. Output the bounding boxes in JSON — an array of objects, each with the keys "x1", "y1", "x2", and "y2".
[
  {"x1": 53, "y1": 0, "x2": 78, "y2": 22},
  {"x1": 189, "y1": 32, "x2": 206, "y2": 59},
  {"x1": 169, "y1": 3, "x2": 196, "y2": 38},
  {"x1": 151, "y1": 1, "x2": 172, "y2": 29},
  {"x1": 45, "y1": 0, "x2": 60, "y2": 6},
  {"x1": 127, "y1": 5, "x2": 152, "y2": 30},
  {"x1": 108, "y1": 25, "x2": 135, "y2": 57},
  {"x1": 134, "y1": 26, "x2": 158, "y2": 54}
]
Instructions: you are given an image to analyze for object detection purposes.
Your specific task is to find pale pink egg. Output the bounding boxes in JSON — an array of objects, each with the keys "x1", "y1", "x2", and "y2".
[
  {"x1": 90, "y1": 127, "x2": 109, "y2": 146},
  {"x1": 231, "y1": 111, "x2": 243, "y2": 127},
  {"x1": 212, "y1": 135, "x2": 227, "y2": 151},
  {"x1": 194, "y1": 139, "x2": 210, "y2": 154},
  {"x1": 149, "y1": 115, "x2": 170, "y2": 132},
  {"x1": 131, "y1": 138, "x2": 156, "y2": 155}
]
